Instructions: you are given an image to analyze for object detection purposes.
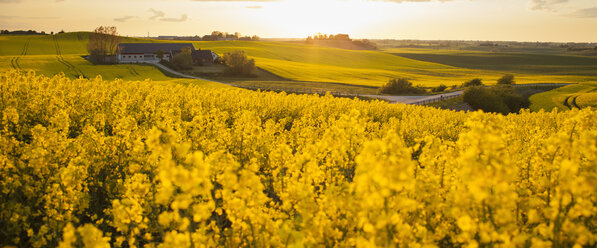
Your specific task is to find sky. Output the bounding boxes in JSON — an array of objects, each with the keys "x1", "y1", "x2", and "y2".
[{"x1": 1, "y1": 0, "x2": 596, "y2": 42}]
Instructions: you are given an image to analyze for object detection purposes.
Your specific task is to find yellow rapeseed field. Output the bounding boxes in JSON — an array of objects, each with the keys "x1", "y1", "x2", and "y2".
[{"x1": 1, "y1": 70, "x2": 596, "y2": 247}]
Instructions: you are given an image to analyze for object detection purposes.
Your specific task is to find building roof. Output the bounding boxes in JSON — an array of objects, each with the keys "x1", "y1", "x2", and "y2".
[
  {"x1": 191, "y1": 50, "x2": 216, "y2": 61},
  {"x1": 118, "y1": 43, "x2": 195, "y2": 54}
]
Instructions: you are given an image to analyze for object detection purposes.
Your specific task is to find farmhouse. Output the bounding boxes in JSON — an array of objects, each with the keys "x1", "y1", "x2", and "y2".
[
  {"x1": 192, "y1": 50, "x2": 219, "y2": 65},
  {"x1": 117, "y1": 43, "x2": 218, "y2": 64}
]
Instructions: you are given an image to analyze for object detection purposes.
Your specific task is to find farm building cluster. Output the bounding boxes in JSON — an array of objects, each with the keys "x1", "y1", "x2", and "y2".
[{"x1": 116, "y1": 43, "x2": 218, "y2": 65}]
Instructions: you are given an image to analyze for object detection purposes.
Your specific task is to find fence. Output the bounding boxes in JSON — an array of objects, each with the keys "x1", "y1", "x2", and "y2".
[
  {"x1": 229, "y1": 84, "x2": 362, "y2": 97},
  {"x1": 411, "y1": 93, "x2": 461, "y2": 105}
]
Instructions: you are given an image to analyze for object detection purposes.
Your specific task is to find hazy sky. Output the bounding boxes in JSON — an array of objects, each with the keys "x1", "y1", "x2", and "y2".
[{"x1": 1, "y1": 0, "x2": 596, "y2": 42}]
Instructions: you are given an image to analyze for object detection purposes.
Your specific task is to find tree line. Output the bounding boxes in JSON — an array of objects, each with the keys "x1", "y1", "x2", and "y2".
[
  {"x1": 1, "y1": 30, "x2": 64, "y2": 35},
  {"x1": 170, "y1": 31, "x2": 260, "y2": 41},
  {"x1": 306, "y1": 33, "x2": 377, "y2": 50},
  {"x1": 86, "y1": 26, "x2": 120, "y2": 64}
]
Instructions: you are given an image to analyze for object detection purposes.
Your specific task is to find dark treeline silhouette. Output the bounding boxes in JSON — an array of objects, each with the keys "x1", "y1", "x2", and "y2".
[
  {"x1": 306, "y1": 33, "x2": 377, "y2": 50},
  {"x1": 0, "y1": 30, "x2": 62, "y2": 35},
  {"x1": 307, "y1": 33, "x2": 351, "y2": 41},
  {"x1": 159, "y1": 31, "x2": 260, "y2": 41}
]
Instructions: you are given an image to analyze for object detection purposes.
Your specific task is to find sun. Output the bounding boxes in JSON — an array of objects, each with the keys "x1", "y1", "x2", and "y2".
[{"x1": 253, "y1": 0, "x2": 392, "y2": 38}]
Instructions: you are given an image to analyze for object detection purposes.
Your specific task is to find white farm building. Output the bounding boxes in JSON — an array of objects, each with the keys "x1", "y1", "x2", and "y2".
[{"x1": 116, "y1": 43, "x2": 218, "y2": 64}]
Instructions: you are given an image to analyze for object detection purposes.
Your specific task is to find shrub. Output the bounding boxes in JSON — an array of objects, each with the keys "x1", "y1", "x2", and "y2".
[
  {"x1": 378, "y1": 78, "x2": 425, "y2": 95},
  {"x1": 463, "y1": 86, "x2": 530, "y2": 114},
  {"x1": 171, "y1": 47, "x2": 193, "y2": 70},
  {"x1": 493, "y1": 86, "x2": 530, "y2": 112},
  {"x1": 222, "y1": 50, "x2": 256, "y2": 75},
  {"x1": 497, "y1": 74, "x2": 515, "y2": 85},
  {"x1": 432, "y1": 84, "x2": 447, "y2": 93},
  {"x1": 463, "y1": 86, "x2": 509, "y2": 114},
  {"x1": 463, "y1": 78, "x2": 483, "y2": 87}
]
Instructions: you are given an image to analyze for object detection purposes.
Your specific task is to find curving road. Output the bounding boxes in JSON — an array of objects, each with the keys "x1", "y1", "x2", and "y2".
[
  {"x1": 362, "y1": 83, "x2": 572, "y2": 105},
  {"x1": 362, "y1": 90, "x2": 463, "y2": 105},
  {"x1": 146, "y1": 63, "x2": 571, "y2": 105},
  {"x1": 148, "y1": 62, "x2": 222, "y2": 83}
]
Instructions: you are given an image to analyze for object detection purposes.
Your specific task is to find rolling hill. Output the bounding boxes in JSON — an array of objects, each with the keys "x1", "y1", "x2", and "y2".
[{"x1": 1, "y1": 32, "x2": 597, "y2": 109}]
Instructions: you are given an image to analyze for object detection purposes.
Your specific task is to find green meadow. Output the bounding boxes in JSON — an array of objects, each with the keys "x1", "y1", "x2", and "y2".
[
  {"x1": 1, "y1": 32, "x2": 597, "y2": 109},
  {"x1": 530, "y1": 82, "x2": 597, "y2": 111},
  {"x1": 0, "y1": 33, "x2": 221, "y2": 87},
  {"x1": 193, "y1": 41, "x2": 589, "y2": 87}
]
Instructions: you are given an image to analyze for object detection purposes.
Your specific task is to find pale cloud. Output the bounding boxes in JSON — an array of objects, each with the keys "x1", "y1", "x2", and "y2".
[
  {"x1": 192, "y1": 0, "x2": 276, "y2": 1},
  {"x1": 531, "y1": 0, "x2": 568, "y2": 11},
  {"x1": 375, "y1": 0, "x2": 453, "y2": 2},
  {"x1": 569, "y1": 7, "x2": 597, "y2": 18},
  {"x1": 149, "y1": 8, "x2": 187, "y2": 22},
  {"x1": 148, "y1": 8, "x2": 165, "y2": 20},
  {"x1": 159, "y1": 14, "x2": 188, "y2": 22},
  {"x1": 246, "y1": 5, "x2": 262, "y2": 8},
  {"x1": 114, "y1": 16, "x2": 136, "y2": 22}
]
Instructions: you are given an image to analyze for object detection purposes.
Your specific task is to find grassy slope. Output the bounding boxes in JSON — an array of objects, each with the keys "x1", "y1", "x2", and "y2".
[
  {"x1": 529, "y1": 83, "x2": 597, "y2": 111},
  {"x1": 193, "y1": 41, "x2": 523, "y2": 87},
  {"x1": 385, "y1": 48, "x2": 597, "y2": 84},
  {"x1": 0, "y1": 33, "x2": 223, "y2": 87},
  {"x1": 2, "y1": 33, "x2": 597, "y2": 94},
  {"x1": 386, "y1": 48, "x2": 597, "y2": 110}
]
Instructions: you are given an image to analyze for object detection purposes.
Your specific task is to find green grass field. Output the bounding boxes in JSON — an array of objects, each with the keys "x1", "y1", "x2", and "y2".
[
  {"x1": 529, "y1": 83, "x2": 597, "y2": 111},
  {"x1": 192, "y1": 41, "x2": 555, "y2": 87},
  {"x1": 386, "y1": 48, "x2": 597, "y2": 77},
  {"x1": 0, "y1": 33, "x2": 223, "y2": 87}
]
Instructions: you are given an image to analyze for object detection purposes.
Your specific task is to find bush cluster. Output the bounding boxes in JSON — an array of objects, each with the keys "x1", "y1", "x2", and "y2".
[
  {"x1": 497, "y1": 74, "x2": 515, "y2": 85},
  {"x1": 462, "y1": 78, "x2": 483, "y2": 87},
  {"x1": 159, "y1": 47, "x2": 194, "y2": 71},
  {"x1": 463, "y1": 86, "x2": 530, "y2": 114},
  {"x1": 431, "y1": 84, "x2": 447, "y2": 93},
  {"x1": 222, "y1": 50, "x2": 256, "y2": 76},
  {"x1": 378, "y1": 78, "x2": 425, "y2": 94}
]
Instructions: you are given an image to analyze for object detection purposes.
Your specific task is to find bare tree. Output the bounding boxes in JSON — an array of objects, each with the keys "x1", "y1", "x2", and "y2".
[{"x1": 87, "y1": 26, "x2": 121, "y2": 64}]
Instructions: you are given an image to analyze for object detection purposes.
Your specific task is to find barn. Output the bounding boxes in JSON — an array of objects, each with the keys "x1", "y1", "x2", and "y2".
[{"x1": 191, "y1": 50, "x2": 219, "y2": 65}]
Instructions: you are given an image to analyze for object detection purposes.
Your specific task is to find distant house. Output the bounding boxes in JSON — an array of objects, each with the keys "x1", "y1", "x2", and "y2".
[
  {"x1": 117, "y1": 43, "x2": 218, "y2": 65},
  {"x1": 191, "y1": 50, "x2": 219, "y2": 65},
  {"x1": 118, "y1": 43, "x2": 194, "y2": 63}
]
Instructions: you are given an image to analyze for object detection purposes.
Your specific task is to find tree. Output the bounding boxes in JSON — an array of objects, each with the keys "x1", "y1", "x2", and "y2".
[
  {"x1": 432, "y1": 84, "x2": 447, "y2": 93},
  {"x1": 463, "y1": 86, "x2": 530, "y2": 114},
  {"x1": 87, "y1": 26, "x2": 120, "y2": 64},
  {"x1": 211, "y1": 31, "x2": 223, "y2": 39},
  {"x1": 172, "y1": 47, "x2": 193, "y2": 70},
  {"x1": 222, "y1": 50, "x2": 256, "y2": 75},
  {"x1": 378, "y1": 78, "x2": 425, "y2": 95},
  {"x1": 156, "y1": 49, "x2": 165, "y2": 61},
  {"x1": 463, "y1": 86, "x2": 509, "y2": 114},
  {"x1": 497, "y1": 74, "x2": 515, "y2": 85},
  {"x1": 463, "y1": 78, "x2": 483, "y2": 87}
]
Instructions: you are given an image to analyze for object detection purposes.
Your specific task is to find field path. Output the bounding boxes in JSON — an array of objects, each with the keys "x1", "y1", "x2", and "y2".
[
  {"x1": 145, "y1": 62, "x2": 572, "y2": 105},
  {"x1": 148, "y1": 62, "x2": 221, "y2": 83},
  {"x1": 362, "y1": 91, "x2": 463, "y2": 104},
  {"x1": 10, "y1": 38, "x2": 30, "y2": 70},
  {"x1": 571, "y1": 96, "x2": 580, "y2": 109},
  {"x1": 53, "y1": 35, "x2": 86, "y2": 78}
]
